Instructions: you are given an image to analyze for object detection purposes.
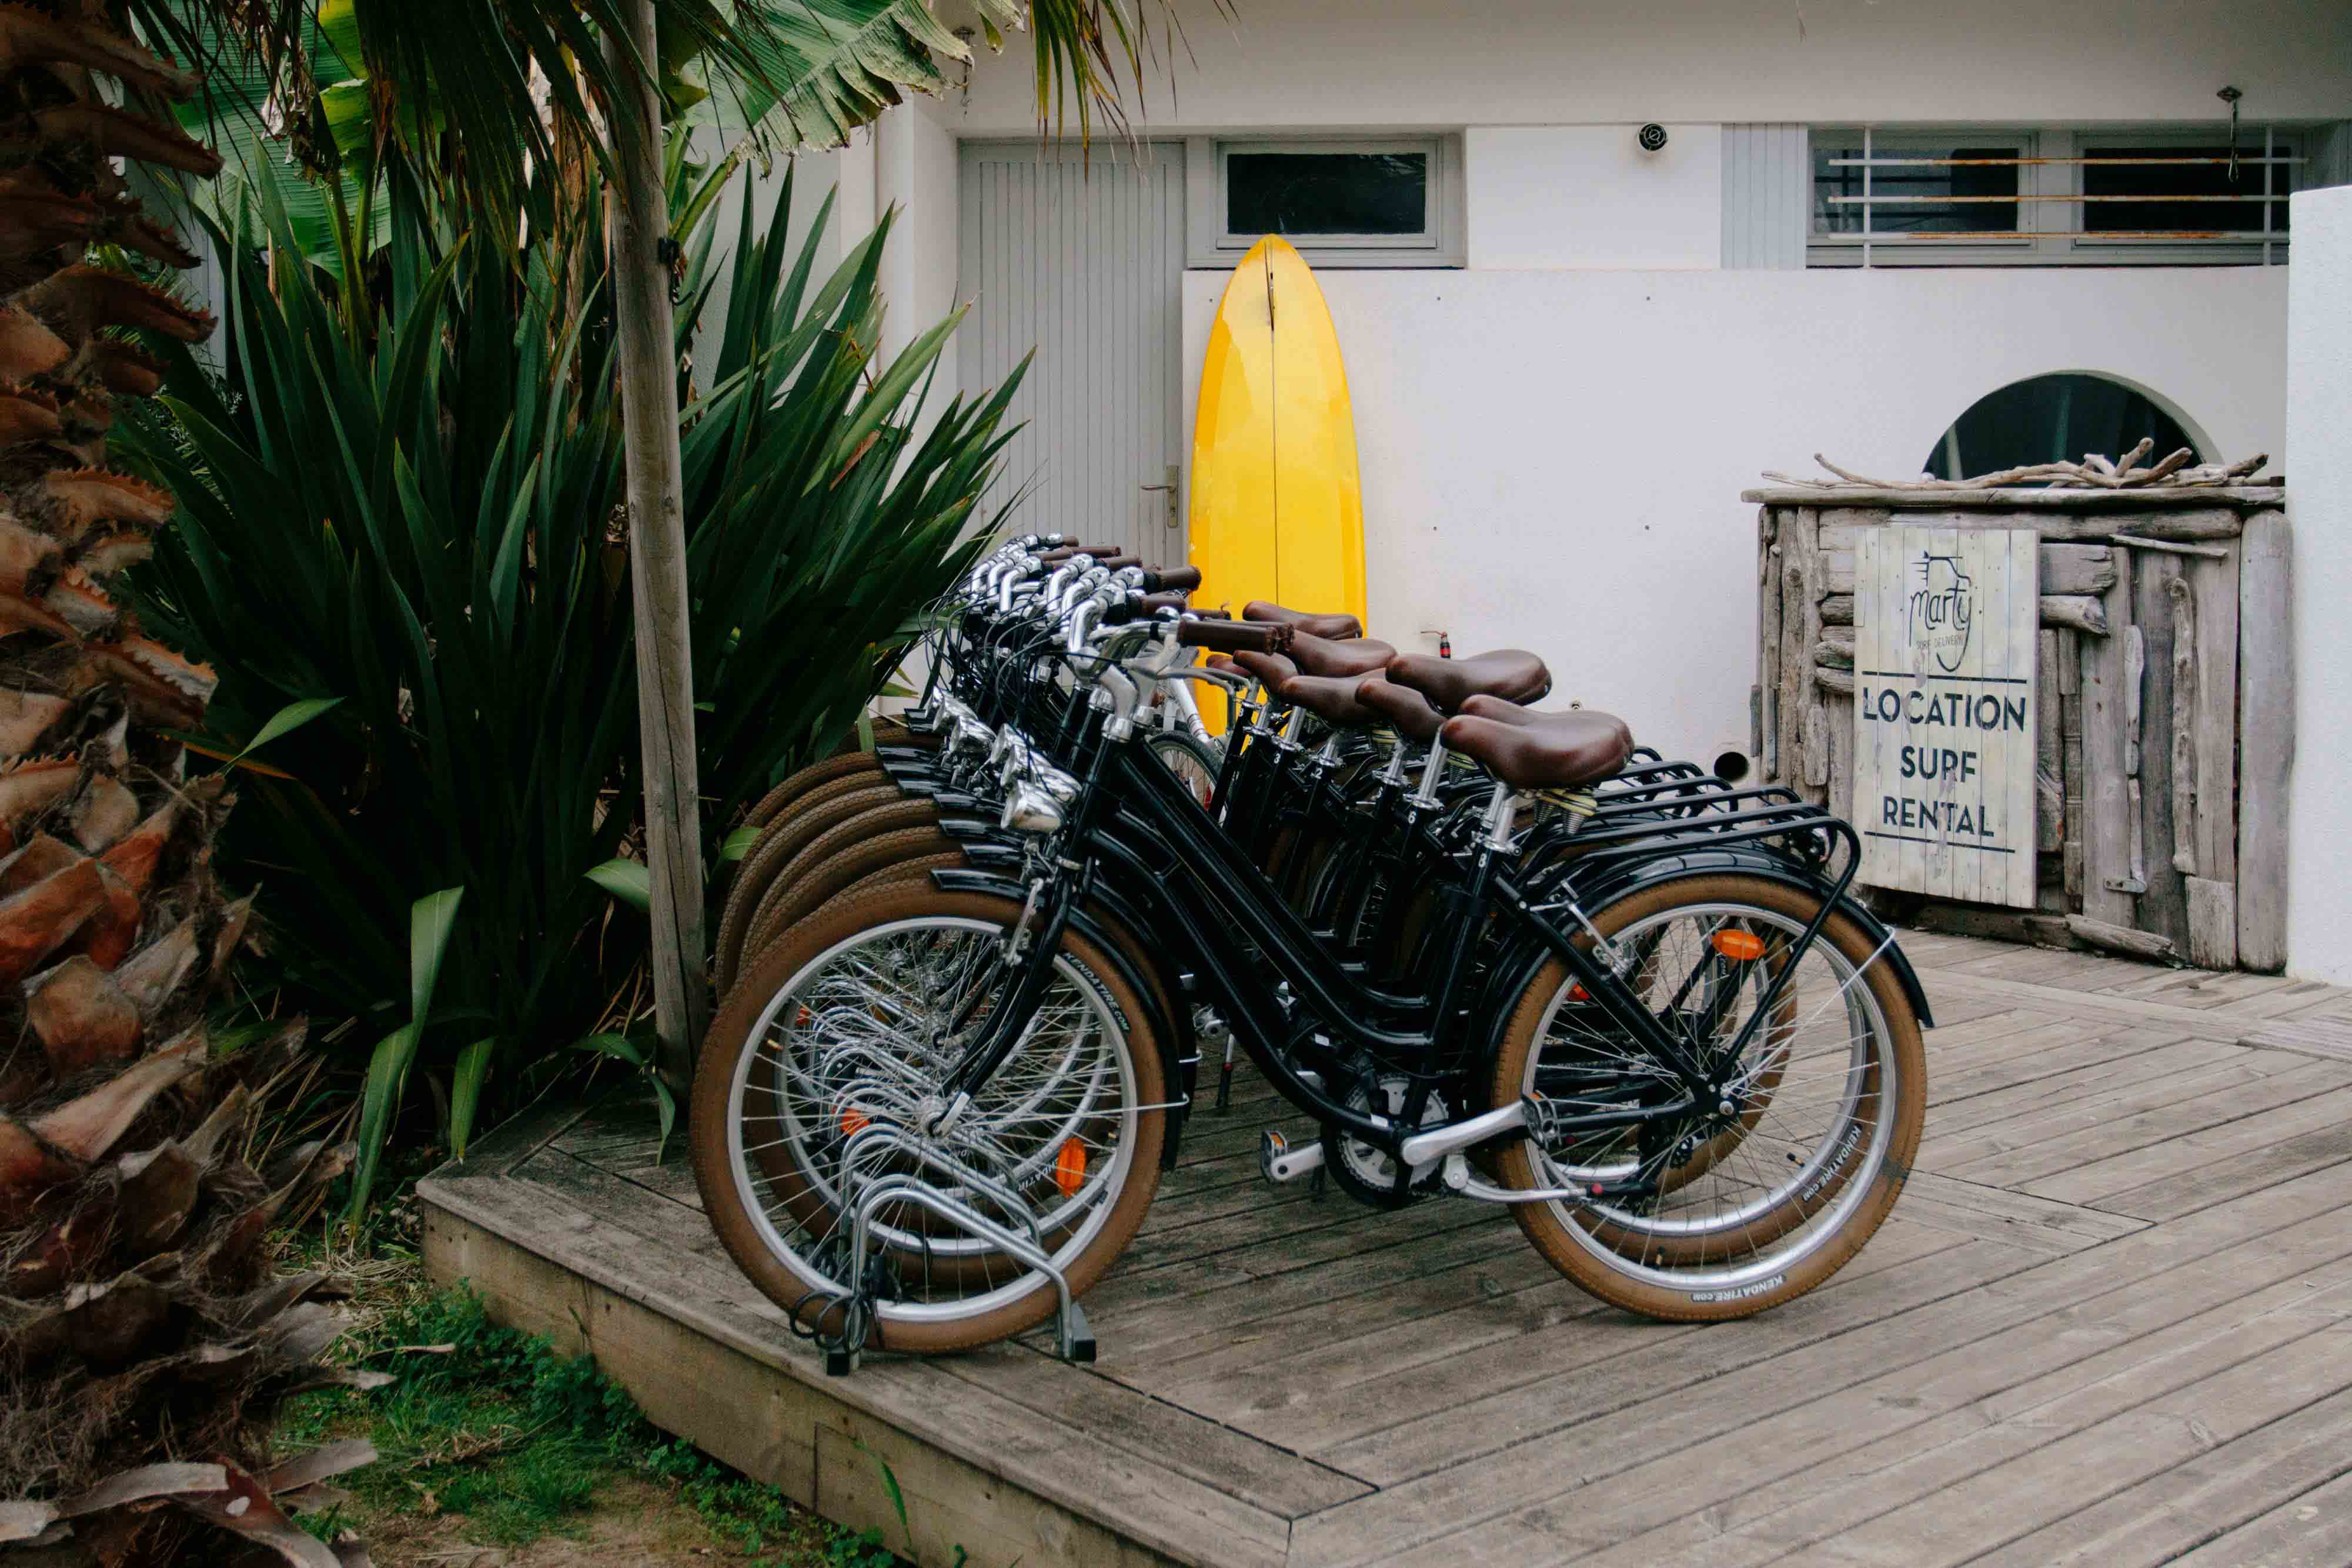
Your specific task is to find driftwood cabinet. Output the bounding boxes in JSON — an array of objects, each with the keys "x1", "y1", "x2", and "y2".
[{"x1": 1746, "y1": 485, "x2": 2291, "y2": 972}]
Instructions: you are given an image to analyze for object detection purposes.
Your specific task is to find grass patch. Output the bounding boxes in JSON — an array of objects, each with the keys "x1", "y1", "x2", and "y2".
[{"x1": 281, "y1": 1271, "x2": 900, "y2": 1565}]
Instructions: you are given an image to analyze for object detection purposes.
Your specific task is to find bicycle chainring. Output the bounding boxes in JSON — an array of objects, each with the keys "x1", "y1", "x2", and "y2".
[{"x1": 1326, "y1": 1075, "x2": 1449, "y2": 1209}]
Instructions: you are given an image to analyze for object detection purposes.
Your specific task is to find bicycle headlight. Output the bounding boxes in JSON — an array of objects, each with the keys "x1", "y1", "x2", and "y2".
[{"x1": 1001, "y1": 779, "x2": 1065, "y2": 834}]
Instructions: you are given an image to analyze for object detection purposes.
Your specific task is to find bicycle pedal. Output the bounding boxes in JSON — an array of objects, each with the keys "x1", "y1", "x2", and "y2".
[{"x1": 1260, "y1": 1130, "x2": 1325, "y2": 1184}]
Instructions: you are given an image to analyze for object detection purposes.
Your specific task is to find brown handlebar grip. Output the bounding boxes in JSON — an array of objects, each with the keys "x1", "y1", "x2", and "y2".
[
  {"x1": 1036, "y1": 546, "x2": 1083, "y2": 565},
  {"x1": 1076, "y1": 543, "x2": 1125, "y2": 558},
  {"x1": 1177, "y1": 618, "x2": 1294, "y2": 655},
  {"x1": 1101, "y1": 590, "x2": 1191, "y2": 626},
  {"x1": 1140, "y1": 565, "x2": 1203, "y2": 593},
  {"x1": 1096, "y1": 553, "x2": 1142, "y2": 571}
]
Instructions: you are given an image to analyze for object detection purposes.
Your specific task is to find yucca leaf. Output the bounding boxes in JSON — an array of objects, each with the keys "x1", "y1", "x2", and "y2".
[
  {"x1": 409, "y1": 887, "x2": 465, "y2": 1022},
  {"x1": 574, "y1": 1032, "x2": 647, "y2": 1068},
  {"x1": 344, "y1": 1022, "x2": 420, "y2": 1222},
  {"x1": 449, "y1": 1035, "x2": 497, "y2": 1159},
  {"x1": 586, "y1": 860, "x2": 652, "y2": 912},
  {"x1": 234, "y1": 696, "x2": 346, "y2": 761}
]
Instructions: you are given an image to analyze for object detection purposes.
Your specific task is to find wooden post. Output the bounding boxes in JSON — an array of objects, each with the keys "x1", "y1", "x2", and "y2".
[
  {"x1": 2236, "y1": 511, "x2": 2293, "y2": 972},
  {"x1": 606, "y1": 1, "x2": 711, "y2": 1080}
]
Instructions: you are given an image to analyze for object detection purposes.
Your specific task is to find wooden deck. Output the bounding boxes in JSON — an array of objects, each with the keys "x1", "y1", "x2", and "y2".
[{"x1": 418, "y1": 934, "x2": 2352, "y2": 1567}]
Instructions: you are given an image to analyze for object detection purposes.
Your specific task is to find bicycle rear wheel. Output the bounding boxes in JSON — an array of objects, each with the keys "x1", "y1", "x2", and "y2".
[{"x1": 1491, "y1": 874, "x2": 1923, "y2": 1320}]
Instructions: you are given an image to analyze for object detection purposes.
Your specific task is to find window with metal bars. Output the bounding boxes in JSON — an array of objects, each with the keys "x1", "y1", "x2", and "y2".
[{"x1": 1808, "y1": 128, "x2": 2302, "y2": 266}]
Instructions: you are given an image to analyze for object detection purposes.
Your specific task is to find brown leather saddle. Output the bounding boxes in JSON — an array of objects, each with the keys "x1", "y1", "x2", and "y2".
[
  {"x1": 1287, "y1": 632, "x2": 1396, "y2": 681},
  {"x1": 1384, "y1": 648, "x2": 1552, "y2": 712},
  {"x1": 1439, "y1": 706, "x2": 1633, "y2": 789},
  {"x1": 1278, "y1": 673, "x2": 1384, "y2": 728},
  {"x1": 1352, "y1": 676, "x2": 1442, "y2": 741},
  {"x1": 1243, "y1": 601, "x2": 1364, "y2": 641}
]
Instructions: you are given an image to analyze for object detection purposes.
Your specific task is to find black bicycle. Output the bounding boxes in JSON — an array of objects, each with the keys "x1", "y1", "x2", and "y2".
[{"x1": 689, "y1": 539, "x2": 1932, "y2": 1364}]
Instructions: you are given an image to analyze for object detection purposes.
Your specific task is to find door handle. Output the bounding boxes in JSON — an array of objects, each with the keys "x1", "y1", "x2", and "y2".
[{"x1": 1141, "y1": 464, "x2": 1180, "y2": 527}]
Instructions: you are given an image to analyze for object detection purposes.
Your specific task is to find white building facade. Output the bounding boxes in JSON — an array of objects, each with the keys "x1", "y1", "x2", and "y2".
[{"x1": 745, "y1": 0, "x2": 2351, "y2": 968}]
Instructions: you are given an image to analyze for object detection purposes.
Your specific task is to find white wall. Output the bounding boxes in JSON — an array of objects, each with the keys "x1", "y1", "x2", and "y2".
[
  {"x1": 1467, "y1": 126, "x2": 1722, "y2": 270},
  {"x1": 1180, "y1": 266, "x2": 2289, "y2": 763},
  {"x1": 950, "y1": 0, "x2": 2352, "y2": 133},
  {"x1": 876, "y1": 96, "x2": 964, "y2": 387},
  {"x1": 2284, "y1": 186, "x2": 2352, "y2": 984}
]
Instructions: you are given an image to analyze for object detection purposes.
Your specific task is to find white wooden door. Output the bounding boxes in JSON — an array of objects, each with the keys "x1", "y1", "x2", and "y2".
[{"x1": 959, "y1": 142, "x2": 1186, "y2": 561}]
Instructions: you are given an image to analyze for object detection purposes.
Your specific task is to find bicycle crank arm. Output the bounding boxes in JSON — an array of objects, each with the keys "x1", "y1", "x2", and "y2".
[
  {"x1": 1259, "y1": 1130, "x2": 1326, "y2": 1183},
  {"x1": 1396, "y1": 1100, "x2": 1527, "y2": 1168}
]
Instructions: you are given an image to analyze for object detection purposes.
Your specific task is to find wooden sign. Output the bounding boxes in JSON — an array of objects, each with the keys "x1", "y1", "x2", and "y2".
[{"x1": 1853, "y1": 526, "x2": 2039, "y2": 908}]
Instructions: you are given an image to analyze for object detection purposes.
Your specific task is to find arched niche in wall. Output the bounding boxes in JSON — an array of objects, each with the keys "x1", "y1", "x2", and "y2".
[{"x1": 1922, "y1": 372, "x2": 2213, "y2": 482}]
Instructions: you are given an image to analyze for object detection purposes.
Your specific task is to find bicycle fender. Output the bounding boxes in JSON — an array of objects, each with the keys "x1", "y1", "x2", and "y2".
[
  {"x1": 1475, "y1": 847, "x2": 1935, "y2": 1079},
  {"x1": 1566, "y1": 849, "x2": 1933, "y2": 1029}
]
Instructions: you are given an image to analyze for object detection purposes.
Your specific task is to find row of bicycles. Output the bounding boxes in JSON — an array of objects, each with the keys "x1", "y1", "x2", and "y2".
[{"x1": 686, "y1": 536, "x2": 1932, "y2": 1371}]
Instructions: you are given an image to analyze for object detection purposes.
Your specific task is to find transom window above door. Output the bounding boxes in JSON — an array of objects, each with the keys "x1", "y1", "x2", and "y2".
[{"x1": 1186, "y1": 136, "x2": 1464, "y2": 268}]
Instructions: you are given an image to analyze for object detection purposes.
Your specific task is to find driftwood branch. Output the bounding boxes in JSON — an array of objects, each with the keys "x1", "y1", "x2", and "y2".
[
  {"x1": 2102, "y1": 535, "x2": 2231, "y2": 561},
  {"x1": 1762, "y1": 447, "x2": 2270, "y2": 493}
]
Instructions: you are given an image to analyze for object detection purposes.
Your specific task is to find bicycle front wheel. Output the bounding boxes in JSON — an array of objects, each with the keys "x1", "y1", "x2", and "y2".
[{"x1": 692, "y1": 883, "x2": 1166, "y2": 1354}]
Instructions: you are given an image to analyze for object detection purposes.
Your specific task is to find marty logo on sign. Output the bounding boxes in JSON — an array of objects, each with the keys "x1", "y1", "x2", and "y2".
[{"x1": 1853, "y1": 526, "x2": 2039, "y2": 908}]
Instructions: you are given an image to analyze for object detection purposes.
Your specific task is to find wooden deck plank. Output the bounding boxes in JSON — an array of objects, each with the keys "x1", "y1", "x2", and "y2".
[
  {"x1": 1294, "y1": 1236, "x2": 2035, "y2": 1483},
  {"x1": 1919, "y1": 1037, "x2": 2266, "y2": 1142},
  {"x1": 1923, "y1": 1025, "x2": 2201, "y2": 1108},
  {"x1": 2022, "y1": 1081, "x2": 2352, "y2": 1213},
  {"x1": 1933, "y1": 1057, "x2": 2352, "y2": 1188},
  {"x1": 1288, "y1": 1157, "x2": 2352, "y2": 1565},
  {"x1": 1945, "y1": 945, "x2": 2147, "y2": 989},
  {"x1": 1746, "y1": 1322, "x2": 2352, "y2": 1566},
  {"x1": 2090, "y1": 965, "x2": 2307, "y2": 1010},
  {"x1": 2162, "y1": 1461, "x2": 2352, "y2": 1568},
  {"x1": 1250, "y1": 1225, "x2": 2014, "y2": 1463},
  {"x1": 1095, "y1": 1210, "x2": 1521, "y2": 1358},
  {"x1": 1547, "y1": 1249, "x2": 2352, "y2": 1568},
  {"x1": 2239, "y1": 1015, "x2": 2352, "y2": 1064},
  {"x1": 1157, "y1": 1221, "x2": 1967, "y2": 1422},
  {"x1": 1339, "y1": 1213, "x2": 2352, "y2": 1568},
  {"x1": 1922, "y1": 1011, "x2": 2143, "y2": 1075},
  {"x1": 1893, "y1": 1170, "x2": 2150, "y2": 1254},
  {"x1": 931, "y1": 1345, "x2": 1375, "y2": 1519},
  {"x1": 1965, "y1": 1385, "x2": 2352, "y2": 1566},
  {"x1": 1918, "y1": 968, "x2": 2256, "y2": 1042}
]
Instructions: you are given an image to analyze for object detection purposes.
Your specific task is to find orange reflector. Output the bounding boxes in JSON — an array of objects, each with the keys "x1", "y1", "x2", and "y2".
[
  {"x1": 840, "y1": 1108, "x2": 869, "y2": 1138},
  {"x1": 1713, "y1": 929, "x2": 1767, "y2": 962},
  {"x1": 1567, "y1": 983, "x2": 1591, "y2": 1002},
  {"x1": 1054, "y1": 1140, "x2": 1088, "y2": 1198},
  {"x1": 794, "y1": 1006, "x2": 813, "y2": 1028}
]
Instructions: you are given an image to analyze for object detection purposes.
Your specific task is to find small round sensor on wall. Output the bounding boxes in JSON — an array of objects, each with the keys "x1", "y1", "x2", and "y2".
[{"x1": 1638, "y1": 123, "x2": 1669, "y2": 152}]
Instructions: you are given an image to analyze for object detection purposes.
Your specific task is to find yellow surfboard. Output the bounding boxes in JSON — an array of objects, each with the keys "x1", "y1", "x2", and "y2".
[{"x1": 1189, "y1": 236, "x2": 1367, "y2": 728}]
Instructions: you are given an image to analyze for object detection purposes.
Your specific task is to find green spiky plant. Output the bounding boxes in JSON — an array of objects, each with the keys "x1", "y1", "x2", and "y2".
[{"x1": 113, "y1": 147, "x2": 1021, "y2": 1213}]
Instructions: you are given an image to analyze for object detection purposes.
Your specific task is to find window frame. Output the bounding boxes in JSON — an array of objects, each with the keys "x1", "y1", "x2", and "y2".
[
  {"x1": 1185, "y1": 135, "x2": 1465, "y2": 269},
  {"x1": 1809, "y1": 128, "x2": 2042, "y2": 263},
  {"x1": 1806, "y1": 124, "x2": 2304, "y2": 268}
]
